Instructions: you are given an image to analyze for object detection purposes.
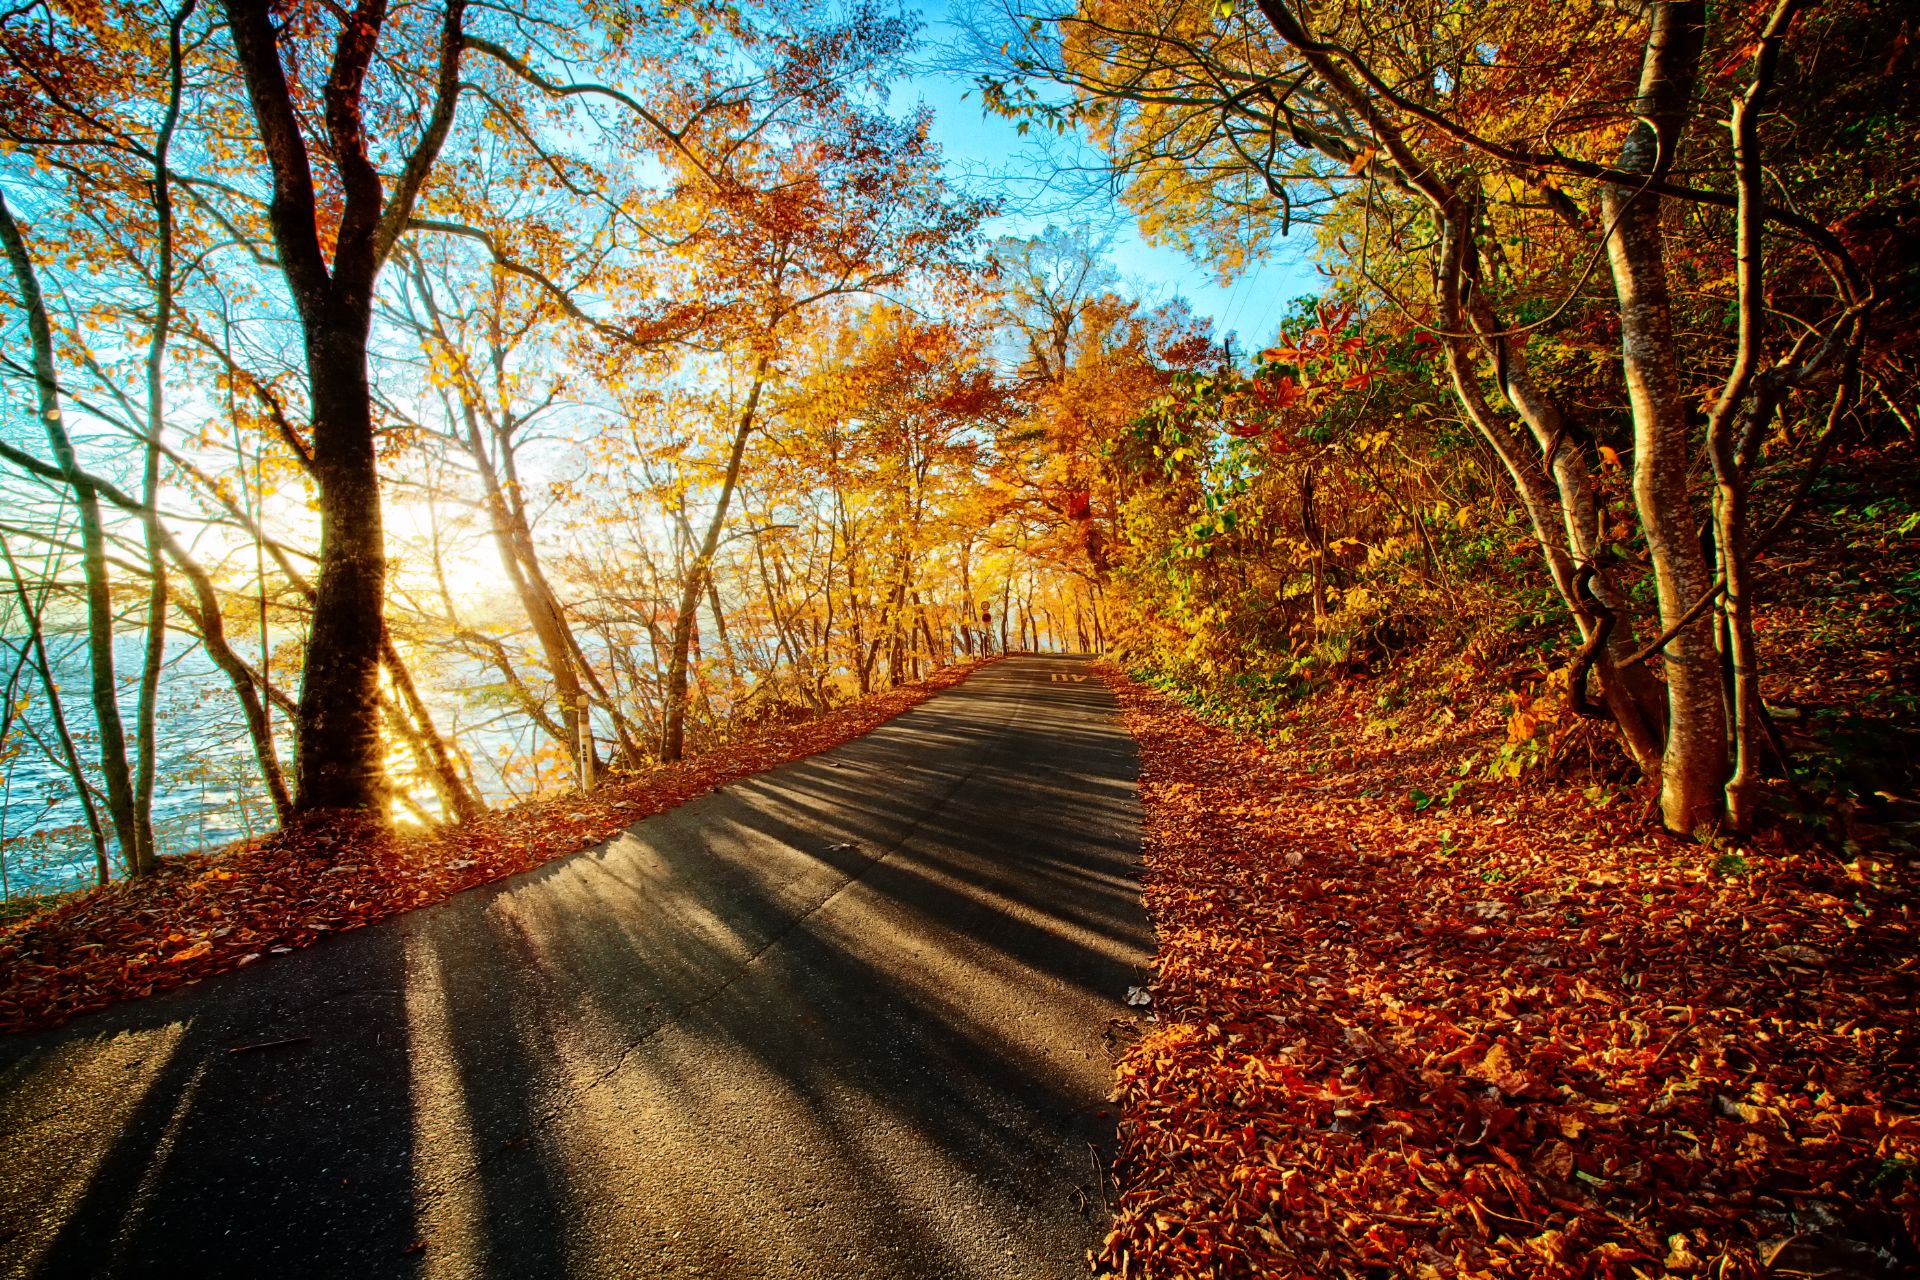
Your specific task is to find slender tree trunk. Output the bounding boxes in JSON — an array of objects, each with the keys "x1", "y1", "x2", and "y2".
[
  {"x1": 884, "y1": 565, "x2": 909, "y2": 686},
  {"x1": 481, "y1": 388, "x2": 642, "y2": 763},
  {"x1": 706, "y1": 574, "x2": 737, "y2": 694},
  {"x1": 445, "y1": 383, "x2": 595, "y2": 769},
  {"x1": 1302, "y1": 467, "x2": 1329, "y2": 625},
  {"x1": 7, "y1": 423, "x2": 300, "y2": 829},
  {"x1": 131, "y1": 2, "x2": 194, "y2": 871},
  {"x1": 663, "y1": 358, "x2": 767, "y2": 761},
  {"x1": 381, "y1": 634, "x2": 483, "y2": 822},
  {"x1": 134, "y1": 434, "x2": 168, "y2": 864},
  {"x1": 1704, "y1": 0, "x2": 1812, "y2": 831},
  {"x1": 803, "y1": 535, "x2": 837, "y2": 706},
  {"x1": 0, "y1": 192, "x2": 143, "y2": 870},
  {"x1": 1603, "y1": 1, "x2": 1724, "y2": 834},
  {"x1": 754, "y1": 537, "x2": 805, "y2": 699},
  {"x1": 840, "y1": 498, "x2": 872, "y2": 695},
  {"x1": 1255, "y1": 0, "x2": 1672, "y2": 778},
  {"x1": 913, "y1": 591, "x2": 939, "y2": 674},
  {"x1": 173, "y1": 583, "x2": 293, "y2": 822},
  {"x1": 1439, "y1": 218, "x2": 1667, "y2": 776},
  {"x1": 0, "y1": 527, "x2": 109, "y2": 881}
]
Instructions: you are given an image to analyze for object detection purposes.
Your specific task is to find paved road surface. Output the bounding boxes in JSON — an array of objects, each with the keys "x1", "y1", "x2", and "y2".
[{"x1": 0, "y1": 656, "x2": 1150, "y2": 1280}]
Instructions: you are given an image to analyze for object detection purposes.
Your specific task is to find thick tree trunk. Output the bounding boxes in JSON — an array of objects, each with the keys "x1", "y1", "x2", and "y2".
[
  {"x1": 221, "y1": 0, "x2": 466, "y2": 824},
  {"x1": 296, "y1": 321, "x2": 391, "y2": 811}
]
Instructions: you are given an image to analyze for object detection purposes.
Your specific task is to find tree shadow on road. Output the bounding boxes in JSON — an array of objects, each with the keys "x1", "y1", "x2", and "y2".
[{"x1": 0, "y1": 658, "x2": 1149, "y2": 1280}]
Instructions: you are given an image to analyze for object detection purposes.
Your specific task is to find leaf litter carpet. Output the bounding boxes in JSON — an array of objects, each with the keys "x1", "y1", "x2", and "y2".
[{"x1": 1095, "y1": 666, "x2": 1918, "y2": 1280}]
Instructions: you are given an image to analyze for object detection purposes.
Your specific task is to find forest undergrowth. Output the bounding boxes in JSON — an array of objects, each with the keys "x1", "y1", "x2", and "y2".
[
  {"x1": 1097, "y1": 650, "x2": 1918, "y2": 1279},
  {"x1": 0, "y1": 658, "x2": 994, "y2": 1035}
]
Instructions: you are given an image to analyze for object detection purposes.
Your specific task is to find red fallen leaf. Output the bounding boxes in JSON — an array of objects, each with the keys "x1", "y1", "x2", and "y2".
[
  {"x1": 1468, "y1": 1042, "x2": 1538, "y2": 1097},
  {"x1": 167, "y1": 941, "x2": 212, "y2": 964}
]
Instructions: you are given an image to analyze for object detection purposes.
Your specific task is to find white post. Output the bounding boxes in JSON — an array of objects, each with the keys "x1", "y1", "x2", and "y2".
[{"x1": 577, "y1": 695, "x2": 596, "y2": 792}]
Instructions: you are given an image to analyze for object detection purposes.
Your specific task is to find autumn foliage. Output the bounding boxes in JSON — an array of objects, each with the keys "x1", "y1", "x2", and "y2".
[{"x1": 1, "y1": 0, "x2": 1918, "y2": 1274}]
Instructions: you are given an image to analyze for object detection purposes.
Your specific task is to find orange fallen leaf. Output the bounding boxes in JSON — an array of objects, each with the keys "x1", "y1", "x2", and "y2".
[{"x1": 167, "y1": 941, "x2": 212, "y2": 964}]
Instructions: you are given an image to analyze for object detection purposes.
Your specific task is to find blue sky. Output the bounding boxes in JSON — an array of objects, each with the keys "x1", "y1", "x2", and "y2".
[{"x1": 896, "y1": 7, "x2": 1326, "y2": 350}]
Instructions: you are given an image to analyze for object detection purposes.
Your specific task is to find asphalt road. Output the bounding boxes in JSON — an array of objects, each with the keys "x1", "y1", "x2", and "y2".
[{"x1": 0, "y1": 655, "x2": 1151, "y2": 1280}]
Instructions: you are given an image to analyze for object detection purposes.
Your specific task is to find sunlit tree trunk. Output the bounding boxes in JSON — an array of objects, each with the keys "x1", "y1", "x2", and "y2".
[
  {"x1": 380, "y1": 634, "x2": 483, "y2": 822},
  {"x1": 1601, "y1": 1, "x2": 1725, "y2": 834},
  {"x1": 1254, "y1": 0, "x2": 1672, "y2": 784},
  {"x1": 663, "y1": 358, "x2": 767, "y2": 762}
]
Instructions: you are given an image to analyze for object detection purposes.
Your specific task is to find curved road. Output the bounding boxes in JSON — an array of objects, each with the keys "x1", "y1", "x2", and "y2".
[{"x1": 0, "y1": 655, "x2": 1150, "y2": 1279}]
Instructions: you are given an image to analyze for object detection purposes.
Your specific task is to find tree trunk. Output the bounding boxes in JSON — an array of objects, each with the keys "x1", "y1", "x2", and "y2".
[
  {"x1": 1255, "y1": 0, "x2": 1673, "y2": 780},
  {"x1": 1302, "y1": 467, "x2": 1329, "y2": 625},
  {"x1": 1603, "y1": 1, "x2": 1723, "y2": 834},
  {"x1": 0, "y1": 191, "x2": 144, "y2": 870},
  {"x1": 0, "y1": 527, "x2": 110, "y2": 881},
  {"x1": 706, "y1": 574, "x2": 737, "y2": 695},
  {"x1": 132, "y1": 7, "x2": 192, "y2": 871},
  {"x1": 381, "y1": 634, "x2": 483, "y2": 822},
  {"x1": 663, "y1": 358, "x2": 767, "y2": 761},
  {"x1": 173, "y1": 582, "x2": 293, "y2": 823},
  {"x1": 1439, "y1": 218, "x2": 1668, "y2": 777},
  {"x1": 296, "y1": 320, "x2": 391, "y2": 811},
  {"x1": 221, "y1": 0, "x2": 466, "y2": 822},
  {"x1": 481, "y1": 385, "x2": 643, "y2": 764},
  {"x1": 446, "y1": 383, "x2": 595, "y2": 771},
  {"x1": 913, "y1": 591, "x2": 939, "y2": 674}
]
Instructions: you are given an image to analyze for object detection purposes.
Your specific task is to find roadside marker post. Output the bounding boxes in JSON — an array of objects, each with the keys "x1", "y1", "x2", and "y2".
[{"x1": 578, "y1": 695, "x2": 596, "y2": 792}]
